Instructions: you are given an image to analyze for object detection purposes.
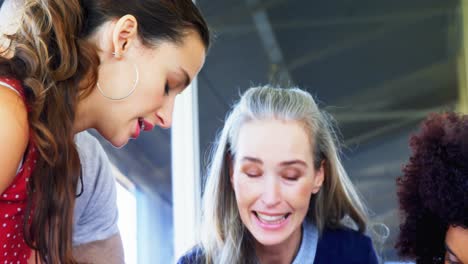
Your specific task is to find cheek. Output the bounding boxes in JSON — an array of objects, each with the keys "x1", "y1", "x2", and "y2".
[
  {"x1": 139, "y1": 79, "x2": 162, "y2": 100},
  {"x1": 137, "y1": 68, "x2": 165, "y2": 101},
  {"x1": 232, "y1": 174, "x2": 258, "y2": 208},
  {"x1": 285, "y1": 179, "x2": 314, "y2": 210},
  {"x1": 132, "y1": 83, "x2": 164, "y2": 113}
]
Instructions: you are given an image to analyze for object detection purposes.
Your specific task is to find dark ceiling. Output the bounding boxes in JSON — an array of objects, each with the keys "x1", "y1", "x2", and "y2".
[{"x1": 196, "y1": 0, "x2": 459, "y2": 154}]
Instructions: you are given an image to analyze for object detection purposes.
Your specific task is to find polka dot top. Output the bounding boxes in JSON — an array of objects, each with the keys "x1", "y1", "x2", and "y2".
[{"x1": 0, "y1": 77, "x2": 37, "y2": 264}]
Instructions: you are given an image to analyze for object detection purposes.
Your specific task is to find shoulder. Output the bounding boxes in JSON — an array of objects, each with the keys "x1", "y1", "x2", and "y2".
[
  {"x1": 0, "y1": 80, "x2": 27, "y2": 127},
  {"x1": 75, "y1": 131, "x2": 111, "y2": 183},
  {"x1": 76, "y1": 131, "x2": 104, "y2": 155},
  {"x1": 177, "y1": 246, "x2": 205, "y2": 264},
  {"x1": 315, "y1": 227, "x2": 378, "y2": 264},
  {"x1": 320, "y1": 226, "x2": 371, "y2": 243},
  {"x1": 75, "y1": 131, "x2": 110, "y2": 190},
  {"x1": 0, "y1": 81, "x2": 28, "y2": 193},
  {"x1": 0, "y1": 81, "x2": 27, "y2": 117},
  {"x1": 74, "y1": 131, "x2": 114, "y2": 196}
]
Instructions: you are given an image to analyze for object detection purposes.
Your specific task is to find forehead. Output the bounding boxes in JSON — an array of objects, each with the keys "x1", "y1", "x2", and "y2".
[
  {"x1": 139, "y1": 31, "x2": 206, "y2": 79},
  {"x1": 235, "y1": 119, "x2": 313, "y2": 162}
]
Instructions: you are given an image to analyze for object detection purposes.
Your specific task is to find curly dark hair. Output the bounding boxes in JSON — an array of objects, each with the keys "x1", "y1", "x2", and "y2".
[{"x1": 396, "y1": 112, "x2": 468, "y2": 264}]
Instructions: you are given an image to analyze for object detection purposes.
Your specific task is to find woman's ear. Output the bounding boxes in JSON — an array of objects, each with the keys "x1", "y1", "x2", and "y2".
[
  {"x1": 112, "y1": 14, "x2": 138, "y2": 58},
  {"x1": 227, "y1": 151, "x2": 234, "y2": 185},
  {"x1": 312, "y1": 160, "x2": 325, "y2": 194}
]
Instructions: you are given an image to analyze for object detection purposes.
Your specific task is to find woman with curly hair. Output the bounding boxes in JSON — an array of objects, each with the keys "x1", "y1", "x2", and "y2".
[{"x1": 396, "y1": 112, "x2": 468, "y2": 264}]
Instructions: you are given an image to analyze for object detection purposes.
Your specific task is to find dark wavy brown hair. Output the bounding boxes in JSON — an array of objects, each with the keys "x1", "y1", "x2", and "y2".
[
  {"x1": 0, "y1": 0, "x2": 210, "y2": 263},
  {"x1": 396, "y1": 112, "x2": 468, "y2": 264}
]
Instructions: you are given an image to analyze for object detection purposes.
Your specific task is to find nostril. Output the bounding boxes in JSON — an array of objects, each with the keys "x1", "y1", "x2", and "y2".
[
  {"x1": 158, "y1": 116, "x2": 165, "y2": 126},
  {"x1": 156, "y1": 114, "x2": 168, "y2": 128}
]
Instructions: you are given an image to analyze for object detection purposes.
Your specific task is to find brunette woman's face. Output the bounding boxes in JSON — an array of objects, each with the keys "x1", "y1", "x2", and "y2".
[{"x1": 83, "y1": 16, "x2": 206, "y2": 147}]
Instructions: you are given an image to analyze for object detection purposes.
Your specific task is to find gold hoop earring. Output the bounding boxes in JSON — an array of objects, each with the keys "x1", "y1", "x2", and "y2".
[{"x1": 97, "y1": 63, "x2": 139, "y2": 101}]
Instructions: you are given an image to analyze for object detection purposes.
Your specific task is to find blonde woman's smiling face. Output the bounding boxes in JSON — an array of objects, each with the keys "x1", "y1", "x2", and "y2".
[{"x1": 230, "y1": 119, "x2": 324, "y2": 247}]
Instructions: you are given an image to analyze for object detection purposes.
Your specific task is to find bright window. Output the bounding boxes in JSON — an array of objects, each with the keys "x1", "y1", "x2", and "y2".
[{"x1": 114, "y1": 166, "x2": 138, "y2": 264}]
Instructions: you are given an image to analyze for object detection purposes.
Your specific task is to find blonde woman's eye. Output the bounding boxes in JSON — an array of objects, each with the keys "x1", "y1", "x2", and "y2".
[
  {"x1": 284, "y1": 176, "x2": 299, "y2": 181},
  {"x1": 282, "y1": 170, "x2": 300, "y2": 181},
  {"x1": 244, "y1": 169, "x2": 261, "y2": 177},
  {"x1": 245, "y1": 172, "x2": 261, "y2": 177}
]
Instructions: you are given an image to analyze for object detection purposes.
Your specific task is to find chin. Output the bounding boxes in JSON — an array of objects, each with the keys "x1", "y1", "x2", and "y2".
[
  {"x1": 94, "y1": 127, "x2": 129, "y2": 148},
  {"x1": 103, "y1": 134, "x2": 129, "y2": 149},
  {"x1": 110, "y1": 138, "x2": 129, "y2": 149},
  {"x1": 253, "y1": 232, "x2": 289, "y2": 246},
  {"x1": 249, "y1": 225, "x2": 291, "y2": 246}
]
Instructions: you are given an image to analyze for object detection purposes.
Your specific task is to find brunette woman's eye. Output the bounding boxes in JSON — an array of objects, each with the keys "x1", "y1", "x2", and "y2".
[{"x1": 164, "y1": 82, "x2": 170, "y2": 95}]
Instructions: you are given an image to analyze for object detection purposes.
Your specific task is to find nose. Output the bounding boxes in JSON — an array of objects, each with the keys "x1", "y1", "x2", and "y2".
[
  {"x1": 261, "y1": 175, "x2": 281, "y2": 207},
  {"x1": 155, "y1": 97, "x2": 175, "y2": 128}
]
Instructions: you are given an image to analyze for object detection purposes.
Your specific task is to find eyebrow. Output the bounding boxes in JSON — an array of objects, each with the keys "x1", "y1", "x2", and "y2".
[
  {"x1": 241, "y1": 157, "x2": 263, "y2": 164},
  {"x1": 279, "y1": 160, "x2": 308, "y2": 167},
  {"x1": 445, "y1": 243, "x2": 460, "y2": 260},
  {"x1": 239, "y1": 157, "x2": 307, "y2": 167}
]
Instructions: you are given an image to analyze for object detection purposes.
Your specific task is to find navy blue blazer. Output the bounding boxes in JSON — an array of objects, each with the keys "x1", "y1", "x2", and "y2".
[
  {"x1": 177, "y1": 227, "x2": 378, "y2": 264},
  {"x1": 313, "y1": 227, "x2": 378, "y2": 263}
]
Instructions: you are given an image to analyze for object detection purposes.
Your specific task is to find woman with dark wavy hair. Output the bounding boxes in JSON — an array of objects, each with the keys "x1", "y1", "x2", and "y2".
[
  {"x1": 0, "y1": 0, "x2": 210, "y2": 263},
  {"x1": 396, "y1": 112, "x2": 468, "y2": 264}
]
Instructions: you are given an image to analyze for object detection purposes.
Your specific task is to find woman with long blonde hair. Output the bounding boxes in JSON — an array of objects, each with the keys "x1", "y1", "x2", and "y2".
[{"x1": 179, "y1": 85, "x2": 378, "y2": 263}]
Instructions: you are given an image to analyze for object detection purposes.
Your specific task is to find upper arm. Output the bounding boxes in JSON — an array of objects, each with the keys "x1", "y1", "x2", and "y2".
[
  {"x1": 0, "y1": 87, "x2": 28, "y2": 194},
  {"x1": 73, "y1": 233, "x2": 124, "y2": 264}
]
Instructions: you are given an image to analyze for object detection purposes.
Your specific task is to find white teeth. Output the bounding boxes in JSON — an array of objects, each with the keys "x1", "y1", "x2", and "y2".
[{"x1": 256, "y1": 213, "x2": 286, "y2": 223}]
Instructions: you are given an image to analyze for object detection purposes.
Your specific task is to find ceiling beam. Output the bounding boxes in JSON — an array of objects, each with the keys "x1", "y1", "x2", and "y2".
[
  {"x1": 209, "y1": 0, "x2": 288, "y2": 26},
  {"x1": 246, "y1": 0, "x2": 293, "y2": 85},
  {"x1": 330, "y1": 59, "x2": 455, "y2": 111},
  {"x1": 216, "y1": 7, "x2": 450, "y2": 36},
  {"x1": 342, "y1": 101, "x2": 457, "y2": 146},
  {"x1": 333, "y1": 107, "x2": 454, "y2": 123},
  {"x1": 286, "y1": 9, "x2": 443, "y2": 72}
]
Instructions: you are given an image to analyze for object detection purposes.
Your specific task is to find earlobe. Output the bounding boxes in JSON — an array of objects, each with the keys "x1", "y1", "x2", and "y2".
[
  {"x1": 112, "y1": 14, "x2": 138, "y2": 58},
  {"x1": 312, "y1": 161, "x2": 325, "y2": 194},
  {"x1": 227, "y1": 151, "x2": 234, "y2": 184}
]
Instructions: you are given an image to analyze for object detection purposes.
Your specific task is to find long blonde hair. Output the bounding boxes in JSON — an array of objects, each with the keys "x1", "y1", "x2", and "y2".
[{"x1": 199, "y1": 86, "x2": 369, "y2": 264}]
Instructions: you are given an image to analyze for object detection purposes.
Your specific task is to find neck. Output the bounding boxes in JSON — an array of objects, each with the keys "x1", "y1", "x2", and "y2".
[
  {"x1": 73, "y1": 88, "x2": 99, "y2": 134},
  {"x1": 255, "y1": 227, "x2": 302, "y2": 264}
]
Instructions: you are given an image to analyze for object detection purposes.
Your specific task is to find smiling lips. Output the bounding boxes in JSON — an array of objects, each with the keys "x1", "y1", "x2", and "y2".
[
  {"x1": 131, "y1": 118, "x2": 155, "y2": 139},
  {"x1": 253, "y1": 211, "x2": 291, "y2": 230},
  {"x1": 141, "y1": 118, "x2": 154, "y2": 131}
]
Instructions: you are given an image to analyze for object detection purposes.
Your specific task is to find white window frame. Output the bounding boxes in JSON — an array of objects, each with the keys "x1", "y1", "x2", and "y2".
[
  {"x1": 112, "y1": 165, "x2": 138, "y2": 264},
  {"x1": 171, "y1": 79, "x2": 202, "y2": 259}
]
